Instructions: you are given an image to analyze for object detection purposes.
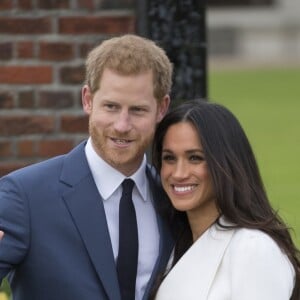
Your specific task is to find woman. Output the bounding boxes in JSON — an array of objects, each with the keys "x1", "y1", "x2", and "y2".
[{"x1": 151, "y1": 100, "x2": 299, "y2": 299}]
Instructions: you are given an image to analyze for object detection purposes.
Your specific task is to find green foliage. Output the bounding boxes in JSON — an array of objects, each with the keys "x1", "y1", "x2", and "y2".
[
  {"x1": 0, "y1": 278, "x2": 10, "y2": 298},
  {"x1": 209, "y1": 67, "x2": 300, "y2": 247}
]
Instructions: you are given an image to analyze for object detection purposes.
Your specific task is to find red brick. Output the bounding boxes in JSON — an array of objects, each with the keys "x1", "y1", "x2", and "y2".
[
  {"x1": 38, "y1": 91, "x2": 74, "y2": 108},
  {"x1": 101, "y1": 0, "x2": 134, "y2": 9},
  {"x1": 0, "y1": 92, "x2": 14, "y2": 108},
  {"x1": 38, "y1": 139, "x2": 73, "y2": 157},
  {"x1": 59, "y1": 65, "x2": 85, "y2": 84},
  {"x1": 76, "y1": 90, "x2": 82, "y2": 106},
  {"x1": 61, "y1": 115, "x2": 88, "y2": 133},
  {"x1": 37, "y1": 0, "x2": 69, "y2": 9},
  {"x1": 39, "y1": 42, "x2": 73, "y2": 61},
  {"x1": 18, "y1": 0, "x2": 33, "y2": 9},
  {"x1": 19, "y1": 90, "x2": 35, "y2": 108},
  {"x1": 0, "y1": 17, "x2": 52, "y2": 34},
  {"x1": 0, "y1": 66, "x2": 52, "y2": 84},
  {"x1": 0, "y1": 141, "x2": 12, "y2": 157},
  {"x1": 0, "y1": 115, "x2": 55, "y2": 136},
  {"x1": 78, "y1": 0, "x2": 94, "y2": 9},
  {"x1": 0, "y1": 0, "x2": 13, "y2": 10},
  {"x1": 0, "y1": 162, "x2": 28, "y2": 177},
  {"x1": 18, "y1": 140, "x2": 36, "y2": 157},
  {"x1": 17, "y1": 41, "x2": 34, "y2": 58},
  {"x1": 59, "y1": 16, "x2": 135, "y2": 34},
  {"x1": 79, "y1": 42, "x2": 95, "y2": 58},
  {"x1": 0, "y1": 42, "x2": 13, "y2": 60}
]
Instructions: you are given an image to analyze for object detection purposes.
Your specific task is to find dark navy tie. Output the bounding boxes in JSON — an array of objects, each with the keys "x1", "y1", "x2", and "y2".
[{"x1": 117, "y1": 179, "x2": 138, "y2": 300}]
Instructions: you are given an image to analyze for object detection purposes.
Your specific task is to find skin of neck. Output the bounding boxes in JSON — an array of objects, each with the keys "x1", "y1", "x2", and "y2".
[{"x1": 187, "y1": 206, "x2": 220, "y2": 242}]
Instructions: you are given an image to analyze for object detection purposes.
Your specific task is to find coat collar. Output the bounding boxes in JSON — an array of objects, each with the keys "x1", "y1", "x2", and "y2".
[{"x1": 156, "y1": 219, "x2": 235, "y2": 300}]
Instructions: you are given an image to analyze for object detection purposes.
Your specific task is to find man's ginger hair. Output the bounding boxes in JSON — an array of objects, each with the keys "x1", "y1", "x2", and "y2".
[{"x1": 85, "y1": 34, "x2": 173, "y2": 101}]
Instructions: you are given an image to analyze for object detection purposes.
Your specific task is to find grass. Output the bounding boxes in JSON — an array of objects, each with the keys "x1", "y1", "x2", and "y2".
[{"x1": 208, "y1": 66, "x2": 300, "y2": 247}]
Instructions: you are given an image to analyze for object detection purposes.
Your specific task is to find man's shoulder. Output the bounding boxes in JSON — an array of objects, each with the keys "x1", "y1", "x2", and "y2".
[{"x1": 3, "y1": 141, "x2": 87, "y2": 182}]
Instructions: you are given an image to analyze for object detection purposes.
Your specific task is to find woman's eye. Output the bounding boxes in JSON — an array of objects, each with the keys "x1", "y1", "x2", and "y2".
[
  {"x1": 190, "y1": 155, "x2": 204, "y2": 162},
  {"x1": 162, "y1": 154, "x2": 175, "y2": 162}
]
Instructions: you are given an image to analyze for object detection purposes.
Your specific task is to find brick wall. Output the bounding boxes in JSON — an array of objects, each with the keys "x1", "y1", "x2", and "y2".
[{"x1": 0, "y1": 0, "x2": 135, "y2": 176}]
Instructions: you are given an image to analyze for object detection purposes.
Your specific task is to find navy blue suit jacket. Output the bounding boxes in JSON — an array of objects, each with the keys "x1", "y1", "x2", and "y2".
[{"x1": 0, "y1": 141, "x2": 173, "y2": 300}]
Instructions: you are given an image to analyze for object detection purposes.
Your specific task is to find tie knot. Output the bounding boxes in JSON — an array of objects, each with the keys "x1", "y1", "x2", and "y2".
[{"x1": 122, "y1": 179, "x2": 134, "y2": 195}]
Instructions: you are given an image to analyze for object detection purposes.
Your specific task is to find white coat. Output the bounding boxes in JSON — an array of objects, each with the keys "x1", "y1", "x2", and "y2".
[{"x1": 155, "y1": 219, "x2": 295, "y2": 300}]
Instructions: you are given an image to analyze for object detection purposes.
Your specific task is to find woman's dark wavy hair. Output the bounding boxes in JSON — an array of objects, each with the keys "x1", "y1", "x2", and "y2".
[{"x1": 152, "y1": 99, "x2": 300, "y2": 299}]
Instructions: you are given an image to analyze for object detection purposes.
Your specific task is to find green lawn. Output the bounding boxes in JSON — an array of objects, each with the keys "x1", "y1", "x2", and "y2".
[{"x1": 209, "y1": 67, "x2": 300, "y2": 247}]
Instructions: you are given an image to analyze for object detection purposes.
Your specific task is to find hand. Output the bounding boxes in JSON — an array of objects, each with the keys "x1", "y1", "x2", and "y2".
[{"x1": 0, "y1": 230, "x2": 4, "y2": 240}]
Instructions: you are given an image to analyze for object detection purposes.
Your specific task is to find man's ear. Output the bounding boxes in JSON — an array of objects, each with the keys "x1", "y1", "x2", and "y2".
[
  {"x1": 82, "y1": 85, "x2": 93, "y2": 115},
  {"x1": 156, "y1": 95, "x2": 170, "y2": 123}
]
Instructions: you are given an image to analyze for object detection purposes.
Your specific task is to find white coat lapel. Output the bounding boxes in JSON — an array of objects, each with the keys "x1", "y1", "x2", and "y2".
[{"x1": 156, "y1": 221, "x2": 235, "y2": 300}]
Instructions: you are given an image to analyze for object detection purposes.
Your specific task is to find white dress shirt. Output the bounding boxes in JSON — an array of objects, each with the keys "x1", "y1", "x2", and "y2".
[{"x1": 85, "y1": 138, "x2": 159, "y2": 300}]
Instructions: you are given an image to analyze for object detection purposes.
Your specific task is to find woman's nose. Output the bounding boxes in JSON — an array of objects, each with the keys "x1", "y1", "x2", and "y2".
[{"x1": 172, "y1": 160, "x2": 189, "y2": 179}]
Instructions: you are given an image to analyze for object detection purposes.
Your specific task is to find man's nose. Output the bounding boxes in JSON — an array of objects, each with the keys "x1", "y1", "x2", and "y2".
[{"x1": 113, "y1": 111, "x2": 132, "y2": 132}]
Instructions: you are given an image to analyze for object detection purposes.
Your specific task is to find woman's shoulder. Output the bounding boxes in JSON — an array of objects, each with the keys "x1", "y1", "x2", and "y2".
[
  {"x1": 232, "y1": 227, "x2": 275, "y2": 243},
  {"x1": 227, "y1": 227, "x2": 294, "y2": 276},
  {"x1": 230, "y1": 227, "x2": 284, "y2": 256},
  {"x1": 220, "y1": 227, "x2": 295, "y2": 299},
  {"x1": 216, "y1": 219, "x2": 282, "y2": 253}
]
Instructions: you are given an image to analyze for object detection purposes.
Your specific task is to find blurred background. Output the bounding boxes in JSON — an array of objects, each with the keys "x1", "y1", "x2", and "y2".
[
  {"x1": 207, "y1": 0, "x2": 300, "y2": 249},
  {"x1": 208, "y1": 0, "x2": 300, "y2": 68},
  {"x1": 0, "y1": 0, "x2": 299, "y2": 298}
]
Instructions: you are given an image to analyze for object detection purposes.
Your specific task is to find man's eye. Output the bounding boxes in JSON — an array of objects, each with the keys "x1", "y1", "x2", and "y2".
[
  {"x1": 132, "y1": 107, "x2": 147, "y2": 113},
  {"x1": 105, "y1": 104, "x2": 118, "y2": 110}
]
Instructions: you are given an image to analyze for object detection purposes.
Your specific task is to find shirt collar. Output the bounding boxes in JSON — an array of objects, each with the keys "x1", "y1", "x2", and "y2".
[{"x1": 85, "y1": 138, "x2": 148, "y2": 201}]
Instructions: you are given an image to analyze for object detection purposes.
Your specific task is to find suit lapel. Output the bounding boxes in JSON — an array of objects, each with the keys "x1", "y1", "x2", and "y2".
[
  {"x1": 143, "y1": 167, "x2": 174, "y2": 299},
  {"x1": 189, "y1": 224, "x2": 235, "y2": 299},
  {"x1": 60, "y1": 142, "x2": 121, "y2": 300},
  {"x1": 156, "y1": 222, "x2": 235, "y2": 300}
]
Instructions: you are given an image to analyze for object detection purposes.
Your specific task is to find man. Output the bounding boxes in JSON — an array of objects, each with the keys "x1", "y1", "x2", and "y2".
[{"x1": 0, "y1": 35, "x2": 174, "y2": 300}]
